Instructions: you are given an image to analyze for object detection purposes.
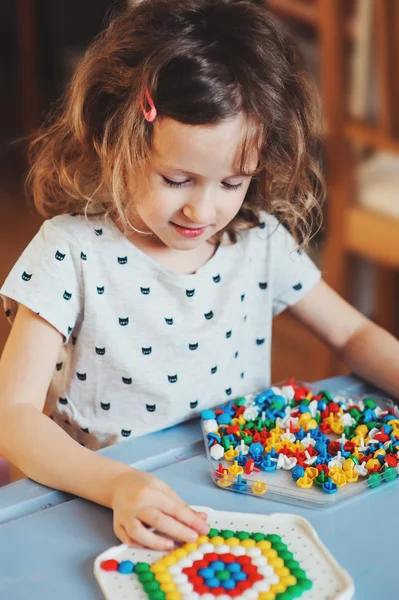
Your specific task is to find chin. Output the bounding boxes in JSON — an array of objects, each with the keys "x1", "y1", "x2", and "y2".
[
  {"x1": 166, "y1": 236, "x2": 204, "y2": 251},
  {"x1": 156, "y1": 227, "x2": 213, "y2": 250}
]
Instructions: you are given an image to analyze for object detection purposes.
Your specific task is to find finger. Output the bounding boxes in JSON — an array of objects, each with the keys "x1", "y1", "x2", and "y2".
[
  {"x1": 115, "y1": 523, "x2": 147, "y2": 549},
  {"x1": 155, "y1": 479, "x2": 208, "y2": 520},
  {"x1": 163, "y1": 492, "x2": 208, "y2": 521},
  {"x1": 141, "y1": 506, "x2": 209, "y2": 544},
  {"x1": 126, "y1": 518, "x2": 175, "y2": 551},
  {"x1": 114, "y1": 522, "x2": 135, "y2": 546},
  {"x1": 165, "y1": 496, "x2": 210, "y2": 536},
  {"x1": 165, "y1": 493, "x2": 209, "y2": 521},
  {"x1": 130, "y1": 541, "x2": 146, "y2": 549},
  {"x1": 152, "y1": 480, "x2": 210, "y2": 536}
]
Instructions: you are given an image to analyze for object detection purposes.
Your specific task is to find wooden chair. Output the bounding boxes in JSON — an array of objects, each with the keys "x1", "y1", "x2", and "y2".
[{"x1": 267, "y1": 0, "x2": 399, "y2": 378}]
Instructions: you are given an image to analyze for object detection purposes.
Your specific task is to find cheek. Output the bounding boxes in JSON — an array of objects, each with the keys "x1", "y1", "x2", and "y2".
[
  {"x1": 217, "y1": 188, "x2": 250, "y2": 227},
  {"x1": 220, "y1": 188, "x2": 248, "y2": 214},
  {"x1": 235, "y1": 182, "x2": 252, "y2": 209},
  {"x1": 136, "y1": 187, "x2": 182, "y2": 221}
]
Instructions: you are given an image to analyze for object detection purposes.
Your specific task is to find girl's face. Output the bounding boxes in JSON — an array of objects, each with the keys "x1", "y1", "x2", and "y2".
[{"x1": 130, "y1": 113, "x2": 259, "y2": 251}]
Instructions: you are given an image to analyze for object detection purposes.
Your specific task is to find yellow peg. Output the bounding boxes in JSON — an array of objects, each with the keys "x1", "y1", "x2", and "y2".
[
  {"x1": 165, "y1": 593, "x2": 182, "y2": 600},
  {"x1": 258, "y1": 593, "x2": 276, "y2": 600},
  {"x1": 297, "y1": 472, "x2": 313, "y2": 489},
  {"x1": 293, "y1": 440, "x2": 305, "y2": 452},
  {"x1": 365, "y1": 458, "x2": 380, "y2": 472},
  {"x1": 331, "y1": 421, "x2": 344, "y2": 434},
  {"x1": 270, "y1": 582, "x2": 286, "y2": 594},
  {"x1": 272, "y1": 424, "x2": 284, "y2": 436},
  {"x1": 344, "y1": 467, "x2": 359, "y2": 483},
  {"x1": 224, "y1": 447, "x2": 238, "y2": 461},
  {"x1": 305, "y1": 418, "x2": 318, "y2": 431},
  {"x1": 160, "y1": 583, "x2": 176, "y2": 594},
  {"x1": 331, "y1": 470, "x2": 346, "y2": 488},
  {"x1": 342, "y1": 458, "x2": 355, "y2": 472},
  {"x1": 305, "y1": 466, "x2": 318, "y2": 480},
  {"x1": 326, "y1": 414, "x2": 337, "y2": 427},
  {"x1": 252, "y1": 480, "x2": 267, "y2": 495},
  {"x1": 228, "y1": 460, "x2": 244, "y2": 477},
  {"x1": 373, "y1": 448, "x2": 386, "y2": 459},
  {"x1": 328, "y1": 465, "x2": 343, "y2": 477},
  {"x1": 298, "y1": 413, "x2": 311, "y2": 425},
  {"x1": 157, "y1": 572, "x2": 173, "y2": 583},
  {"x1": 217, "y1": 470, "x2": 234, "y2": 488},
  {"x1": 355, "y1": 424, "x2": 368, "y2": 438}
]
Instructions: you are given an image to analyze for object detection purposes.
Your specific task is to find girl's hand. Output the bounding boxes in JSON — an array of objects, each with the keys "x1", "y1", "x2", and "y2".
[{"x1": 110, "y1": 467, "x2": 210, "y2": 550}]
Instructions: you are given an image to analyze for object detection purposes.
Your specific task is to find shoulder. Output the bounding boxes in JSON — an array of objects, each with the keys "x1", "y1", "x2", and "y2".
[
  {"x1": 41, "y1": 214, "x2": 102, "y2": 241},
  {"x1": 235, "y1": 212, "x2": 285, "y2": 248},
  {"x1": 259, "y1": 212, "x2": 290, "y2": 238},
  {"x1": 254, "y1": 212, "x2": 299, "y2": 250},
  {"x1": 39, "y1": 214, "x2": 120, "y2": 251}
]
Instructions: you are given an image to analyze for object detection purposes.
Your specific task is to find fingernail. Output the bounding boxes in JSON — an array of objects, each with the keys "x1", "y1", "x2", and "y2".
[
  {"x1": 189, "y1": 531, "x2": 198, "y2": 542},
  {"x1": 165, "y1": 540, "x2": 174, "y2": 549}
]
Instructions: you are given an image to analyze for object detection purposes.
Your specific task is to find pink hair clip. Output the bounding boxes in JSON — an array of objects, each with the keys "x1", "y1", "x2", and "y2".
[{"x1": 140, "y1": 88, "x2": 157, "y2": 122}]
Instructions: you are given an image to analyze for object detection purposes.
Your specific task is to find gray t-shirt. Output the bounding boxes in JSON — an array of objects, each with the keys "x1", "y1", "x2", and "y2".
[{"x1": 0, "y1": 213, "x2": 321, "y2": 449}]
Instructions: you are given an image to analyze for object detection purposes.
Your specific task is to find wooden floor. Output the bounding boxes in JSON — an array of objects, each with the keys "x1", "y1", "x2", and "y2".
[{"x1": 0, "y1": 156, "x2": 337, "y2": 384}]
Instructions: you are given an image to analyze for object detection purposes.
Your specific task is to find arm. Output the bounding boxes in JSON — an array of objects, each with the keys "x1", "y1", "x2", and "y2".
[
  {"x1": 288, "y1": 279, "x2": 399, "y2": 399},
  {"x1": 0, "y1": 305, "x2": 208, "y2": 548},
  {"x1": 0, "y1": 305, "x2": 129, "y2": 506}
]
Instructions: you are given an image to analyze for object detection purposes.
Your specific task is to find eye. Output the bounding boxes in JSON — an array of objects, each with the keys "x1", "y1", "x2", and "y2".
[
  {"x1": 161, "y1": 175, "x2": 244, "y2": 191},
  {"x1": 222, "y1": 182, "x2": 244, "y2": 191},
  {"x1": 162, "y1": 176, "x2": 188, "y2": 188}
]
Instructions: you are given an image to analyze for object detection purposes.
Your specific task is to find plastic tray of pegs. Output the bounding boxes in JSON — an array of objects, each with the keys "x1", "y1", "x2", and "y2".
[{"x1": 201, "y1": 380, "x2": 399, "y2": 509}]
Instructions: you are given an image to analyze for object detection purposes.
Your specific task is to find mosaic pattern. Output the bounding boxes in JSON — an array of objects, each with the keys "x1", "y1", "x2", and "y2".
[{"x1": 101, "y1": 529, "x2": 312, "y2": 599}]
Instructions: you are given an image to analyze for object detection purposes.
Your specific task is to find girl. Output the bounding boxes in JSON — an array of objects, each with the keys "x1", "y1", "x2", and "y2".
[{"x1": 1, "y1": 0, "x2": 399, "y2": 550}]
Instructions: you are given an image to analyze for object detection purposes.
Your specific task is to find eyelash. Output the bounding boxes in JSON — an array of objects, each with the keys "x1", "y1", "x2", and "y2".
[{"x1": 162, "y1": 176, "x2": 244, "y2": 191}]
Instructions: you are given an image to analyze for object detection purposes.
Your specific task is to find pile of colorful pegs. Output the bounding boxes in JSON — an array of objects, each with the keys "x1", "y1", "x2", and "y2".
[{"x1": 201, "y1": 380, "x2": 399, "y2": 495}]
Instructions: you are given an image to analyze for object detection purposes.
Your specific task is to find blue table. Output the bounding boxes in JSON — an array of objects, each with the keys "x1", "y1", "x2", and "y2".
[{"x1": 0, "y1": 376, "x2": 396, "y2": 600}]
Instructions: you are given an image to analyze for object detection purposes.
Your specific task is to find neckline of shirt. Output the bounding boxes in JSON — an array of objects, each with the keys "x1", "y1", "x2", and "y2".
[{"x1": 102, "y1": 216, "x2": 232, "y2": 286}]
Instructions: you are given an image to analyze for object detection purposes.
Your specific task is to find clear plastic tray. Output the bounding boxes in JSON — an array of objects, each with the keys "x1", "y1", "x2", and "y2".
[
  {"x1": 201, "y1": 380, "x2": 399, "y2": 509},
  {"x1": 94, "y1": 506, "x2": 355, "y2": 599}
]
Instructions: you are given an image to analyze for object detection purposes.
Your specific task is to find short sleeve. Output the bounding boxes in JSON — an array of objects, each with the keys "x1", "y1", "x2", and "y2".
[
  {"x1": 270, "y1": 218, "x2": 321, "y2": 316},
  {"x1": 0, "y1": 220, "x2": 83, "y2": 342}
]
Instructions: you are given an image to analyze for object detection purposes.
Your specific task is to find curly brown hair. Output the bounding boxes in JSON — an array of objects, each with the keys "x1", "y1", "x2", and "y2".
[{"x1": 27, "y1": 0, "x2": 324, "y2": 246}]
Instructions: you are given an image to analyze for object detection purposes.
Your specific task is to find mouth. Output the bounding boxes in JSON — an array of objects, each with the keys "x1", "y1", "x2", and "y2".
[{"x1": 170, "y1": 222, "x2": 209, "y2": 238}]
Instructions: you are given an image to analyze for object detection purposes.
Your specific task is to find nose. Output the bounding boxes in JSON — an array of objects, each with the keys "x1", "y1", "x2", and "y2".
[{"x1": 182, "y1": 186, "x2": 216, "y2": 226}]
